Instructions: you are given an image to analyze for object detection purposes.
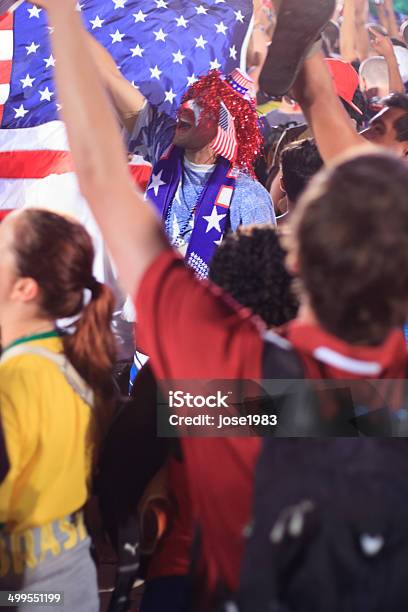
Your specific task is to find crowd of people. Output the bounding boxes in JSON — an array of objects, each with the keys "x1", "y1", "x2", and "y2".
[{"x1": 3, "y1": 0, "x2": 408, "y2": 610}]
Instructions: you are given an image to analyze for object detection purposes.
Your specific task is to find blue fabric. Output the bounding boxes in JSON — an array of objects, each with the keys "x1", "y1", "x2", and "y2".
[
  {"x1": 148, "y1": 145, "x2": 236, "y2": 279},
  {"x1": 165, "y1": 157, "x2": 275, "y2": 246},
  {"x1": 128, "y1": 103, "x2": 276, "y2": 243}
]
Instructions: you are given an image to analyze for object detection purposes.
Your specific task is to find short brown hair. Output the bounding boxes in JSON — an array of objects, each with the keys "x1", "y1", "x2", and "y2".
[{"x1": 292, "y1": 152, "x2": 408, "y2": 345}]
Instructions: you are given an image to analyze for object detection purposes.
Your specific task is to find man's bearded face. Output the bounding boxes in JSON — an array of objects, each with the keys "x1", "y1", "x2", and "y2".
[{"x1": 173, "y1": 99, "x2": 218, "y2": 151}]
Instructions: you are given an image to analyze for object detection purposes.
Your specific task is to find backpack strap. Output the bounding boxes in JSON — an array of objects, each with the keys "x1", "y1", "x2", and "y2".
[
  {"x1": 0, "y1": 345, "x2": 94, "y2": 408},
  {"x1": 262, "y1": 330, "x2": 305, "y2": 379}
]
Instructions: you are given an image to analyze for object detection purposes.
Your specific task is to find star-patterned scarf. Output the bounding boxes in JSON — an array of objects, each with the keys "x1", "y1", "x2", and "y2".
[{"x1": 147, "y1": 144, "x2": 236, "y2": 279}]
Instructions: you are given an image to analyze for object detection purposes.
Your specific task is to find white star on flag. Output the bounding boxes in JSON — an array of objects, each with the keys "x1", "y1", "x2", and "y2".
[
  {"x1": 155, "y1": 0, "x2": 168, "y2": 8},
  {"x1": 175, "y1": 15, "x2": 188, "y2": 27},
  {"x1": 113, "y1": 0, "x2": 127, "y2": 8},
  {"x1": 14, "y1": 104, "x2": 29, "y2": 119},
  {"x1": 164, "y1": 88, "x2": 176, "y2": 104},
  {"x1": 130, "y1": 44, "x2": 144, "y2": 57},
  {"x1": 195, "y1": 35, "x2": 208, "y2": 49},
  {"x1": 187, "y1": 74, "x2": 197, "y2": 86},
  {"x1": 203, "y1": 206, "x2": 227, "y2": 233},
  {"x1": 234, "y1": 9, "x2": 245, "y2": 22},
  {"x1": 44, "y1": 54, "x2": 56, "y2": 68},
  {"x1": 148, "y1": 170, "x2": 166, "y2": 196},
  {"x1": 133, "y1": 10, "x2": 147, "y2": 22},
  {"x1": 26, "y1": 42, "x2": 40, "y2": 55},
  {"x1": 39, "y1": 87, "x2": 54, "y2": 102},
  {"x1": 229, "y1": 45, "x2": 237, "y2": 59},
  {"x1": 110, "y1": 29, "x2": 125, "y2": 43},
  {"x1": 215, "y1": 0, "x2": 226, "y2": 3},
  {"x1": 75, "y1": 2, "x2": 84, "y2": 11},
  {"x1": 172, "y1": 50, "x2": 185, "y2": 64},
  {"x1": 196, "y1": 5, "x2": 208, "y2": 14},
  {"x1": 27, "y1": 5, "x2": 41, "y2": 18},
  {"x1": 210, "y1": 59, "x2": 221, "y2": 70},
  {"x1": 154, "y1": 28, "x2": 168, "y2": 42},
  {"x1": 150, "y1": 65, "x2": 162, "y2": 79},
  {"x1": 215, "y1": 22, "x2": 228, "y2": 35},
  {"x1": 90, "y1": 16, "x2": 105, "y2": 29},
  {"x1": 214, "y1": 237, "x2": 223, "y2": 246},
  {"x1": 20, "y1": 74, "x2": 35, "y2": 88},
  {"x1": 56, "y1": 103, "x2": 62, "y2": 111}
]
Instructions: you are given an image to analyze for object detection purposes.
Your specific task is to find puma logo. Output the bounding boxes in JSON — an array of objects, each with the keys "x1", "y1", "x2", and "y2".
[{"x1": 124, "y1": 542, "x2": 139, "y2": 556}]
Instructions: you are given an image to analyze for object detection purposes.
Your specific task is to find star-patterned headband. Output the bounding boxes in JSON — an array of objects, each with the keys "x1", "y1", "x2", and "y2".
[{"x1": 225, "y1": 68, "x2": 256, "y2": 104}]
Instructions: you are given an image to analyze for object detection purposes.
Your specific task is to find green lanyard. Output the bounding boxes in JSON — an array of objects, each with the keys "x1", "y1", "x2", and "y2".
[{"x1": 2, "y1": 330, "x2": 60, "y2": 355}]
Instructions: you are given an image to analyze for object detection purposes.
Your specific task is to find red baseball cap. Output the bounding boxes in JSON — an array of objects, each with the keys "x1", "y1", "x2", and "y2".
[
  {"x1": 325, "y1": 58, "x2": 363, "y2": 116},
  {"x1": 0, "y1": 210, "x2": 12, "y2": 222}
]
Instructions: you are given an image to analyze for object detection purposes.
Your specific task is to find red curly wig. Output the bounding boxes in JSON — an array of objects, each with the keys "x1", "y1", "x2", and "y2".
[{"x1": 182, "y1": 70, "x2": 263, "y2": 176}]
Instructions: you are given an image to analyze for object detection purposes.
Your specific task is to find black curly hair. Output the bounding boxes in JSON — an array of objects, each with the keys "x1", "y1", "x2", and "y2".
[
  {"x1": 280, "y1": 138, "x2": 323, "y2": 204},
  {"x1": 209, "y1": 225, "x2": 299, "y2": 328}
]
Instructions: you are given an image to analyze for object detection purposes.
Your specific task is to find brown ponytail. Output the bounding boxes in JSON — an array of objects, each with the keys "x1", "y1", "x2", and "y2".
[
  {"x1": 63, "y1": 280, "x2": 116, "y2": 401},
  {"x1": 13, "y1": 209, "x2": 117, "y2": 412}
]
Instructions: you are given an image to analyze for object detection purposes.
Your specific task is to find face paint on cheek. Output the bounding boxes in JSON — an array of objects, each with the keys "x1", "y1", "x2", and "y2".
[{"x1": 182, "y1": 100, "x2": 203, "y2": 127}]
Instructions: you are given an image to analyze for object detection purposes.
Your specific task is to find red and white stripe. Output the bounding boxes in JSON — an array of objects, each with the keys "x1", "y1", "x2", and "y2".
[
  {"x1": 0, "y1": 120, "x2": 152, "y2": 205},
  {"x1": 0, "y1": 12, "x2": 153, "y2": 285},
  {"x1": 228, "y1": 68, "x2": 256, "y2": 101},
  {"x1": 211, "y1": 101, "x2": 237, "y2": 163},
  {"x1": 0, "y1": 13, "x2": 151, "y2": 210},
  {"x1": 0, "y1": 13, "x2": 13, "y2": 124},
  {"x1": 0, "y1": 119, "x2": 152, "y2": 283}
]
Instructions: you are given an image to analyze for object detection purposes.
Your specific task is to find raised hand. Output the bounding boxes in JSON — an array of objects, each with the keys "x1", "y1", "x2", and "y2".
[{"x1": 368, "y1": 26, "x2": 395, "y2": 58}]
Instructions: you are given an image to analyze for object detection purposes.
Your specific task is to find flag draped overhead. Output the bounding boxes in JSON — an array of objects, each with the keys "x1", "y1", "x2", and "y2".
[
  {"x1": 1, "y1": 0, "x2": 253, "y2": 129},
  {"x1": 0, "y1": 0, "x2": 253, "y2": 208}
]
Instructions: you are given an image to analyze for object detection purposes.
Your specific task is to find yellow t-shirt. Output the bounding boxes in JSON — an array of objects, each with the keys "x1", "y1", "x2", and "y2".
[{"x1": 0, "y1": 336, "x2": 95, "y2": 532}]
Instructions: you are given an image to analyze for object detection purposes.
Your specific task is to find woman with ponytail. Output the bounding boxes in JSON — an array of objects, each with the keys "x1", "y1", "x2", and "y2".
[{"x1": 0, "y1": 209, "x2": 116, "y2": 610}]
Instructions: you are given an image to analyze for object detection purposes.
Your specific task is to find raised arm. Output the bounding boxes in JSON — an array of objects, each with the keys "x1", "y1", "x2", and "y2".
[
  {"x1": 43, "y1": 1, "x2": 166, "y2": 297},
  {"x1": 292, "y1": 49, "x2": 366, "y2": 162},
  {"x1": 384, "y1": 0, "x2": 400, "y2": 40},
  {"x1": 29, "y1": 0, "x2": 145, "y2": 134},
  {"x1": 339, "y1": 0, "x2": 358, "y2": 63},
  {"x1": 86, "y1": 32, "x2": 145, "y2": 134},
  {"x1": 354, "y1": 0, "x2": 370, "y2": 61},
  {"x1": 369, "y1": 27, "x2": 405, "y2": 94}
]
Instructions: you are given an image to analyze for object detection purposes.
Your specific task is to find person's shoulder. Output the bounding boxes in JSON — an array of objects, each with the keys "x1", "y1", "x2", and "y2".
[
  {"x1": 0, "y1": 354, "x2": 51, "y2": 385},
  {"x1": 0, "y1": 357, "x2": 42, "y2": 411},
  {"x1": 234, "y1": 172, "x2": 272, "y2": 201},
  {"x1": 0, "y1": 341, "x2": 64, "y2": 393},
  {"x1": 229, "y1": 173, "x2": 274, "y2": 228}
]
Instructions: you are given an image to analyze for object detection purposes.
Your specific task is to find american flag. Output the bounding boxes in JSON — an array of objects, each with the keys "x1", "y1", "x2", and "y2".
[
  {"x1": 212, "y1": 101, "x2": 237, "y2": 162},
  {"x1": 1, "y1": 0, "x2": 253, "y2": 128},
  {"x1": 0, "y1": 0, "x2": 253, "y2": 209},
  {"x1": 0, "y1": 0, "x2": 252, "y2": 286}
]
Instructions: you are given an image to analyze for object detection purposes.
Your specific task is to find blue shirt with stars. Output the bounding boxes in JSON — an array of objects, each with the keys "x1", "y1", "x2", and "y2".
[{"x1": 128, "y1": 102, "x2": 276, "y2": 255}]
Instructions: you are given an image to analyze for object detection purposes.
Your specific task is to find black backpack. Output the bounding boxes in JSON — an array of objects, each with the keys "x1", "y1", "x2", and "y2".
[{"x1": 236, "y1": 438, "x2": 408, "y2": 612}]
